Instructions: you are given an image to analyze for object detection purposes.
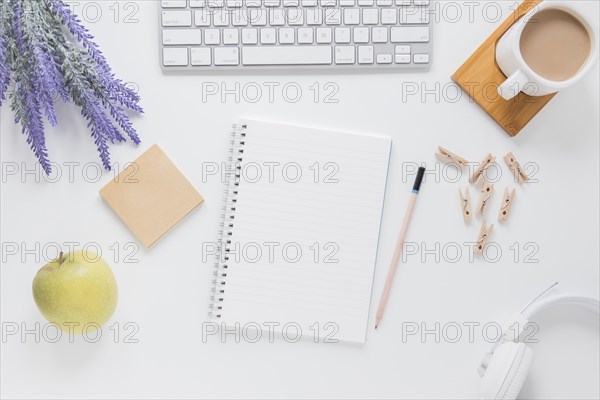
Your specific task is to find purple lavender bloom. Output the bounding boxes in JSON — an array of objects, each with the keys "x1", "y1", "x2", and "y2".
[
  {"x1": 10, "y1": 1, "x2": 52, "y2": 174},
  {"x1": 0, "y1": 37, "x2": 11, "y2": 103},
  {"x1": 0, "y1": 4, "x2": 14, "y2": 104},
  {"x1": 1, "y1": 0, "x2": 143, "y2": 174},
  {"x1": 30, "y1": 46, "x2": 60, "y2": 126},
  {"x1": 79, "y1": 89, "x2": 120, "y2": 170},
  {"x1": 47, "y1": 0, "x2": 143, "y2": 112}
]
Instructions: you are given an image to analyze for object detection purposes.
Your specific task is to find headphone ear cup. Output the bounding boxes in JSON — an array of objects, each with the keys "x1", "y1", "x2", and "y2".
[
  {"x1": 502, "y1": 344, "x2": 533, "y2": 400},
  {"x1": 480, "y1": 342, "x2": 534, "y2": 400}
]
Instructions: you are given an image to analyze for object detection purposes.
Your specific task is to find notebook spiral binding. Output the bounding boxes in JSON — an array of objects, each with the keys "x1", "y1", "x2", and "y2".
[{"x1": 208, "y1": 123, "x2": 247, "y2": 319}]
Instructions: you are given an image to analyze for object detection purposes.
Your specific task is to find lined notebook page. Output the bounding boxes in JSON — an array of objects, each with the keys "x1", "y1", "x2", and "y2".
[{"x1": 218, "y1": 119, "x2": 391, "y2": 343}]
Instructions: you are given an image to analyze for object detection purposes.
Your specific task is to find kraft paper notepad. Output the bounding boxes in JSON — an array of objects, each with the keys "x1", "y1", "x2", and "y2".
[
  {"x1": 100, "y1": 144, "x2": 204, "y2": 247},
  {"x1": 209, "y1": 119, "x2": 392, "y2": 343}
]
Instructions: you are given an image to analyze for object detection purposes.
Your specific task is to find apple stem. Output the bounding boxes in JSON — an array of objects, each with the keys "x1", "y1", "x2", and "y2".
[{"x1": 58, "y1": 251, "x2": 66, "y2": 265}]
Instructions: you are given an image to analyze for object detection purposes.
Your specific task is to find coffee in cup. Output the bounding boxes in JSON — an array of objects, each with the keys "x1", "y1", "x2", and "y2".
[
  {"x1": 520, "y1": 9, "x2": 592, "y2": 82},
  {"x1": 495, "y1": 2, "x2": 598, "y2": 100}
]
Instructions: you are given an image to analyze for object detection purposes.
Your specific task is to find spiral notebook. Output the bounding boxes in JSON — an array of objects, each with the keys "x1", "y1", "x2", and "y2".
[{"x1": 210, "y1": 119, "x2": 392, "y2": 343}]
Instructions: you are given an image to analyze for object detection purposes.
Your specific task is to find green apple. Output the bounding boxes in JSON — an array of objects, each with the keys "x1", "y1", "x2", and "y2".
[{"x1": 32, "y1": 249, "x2": 118, "y2": 334}]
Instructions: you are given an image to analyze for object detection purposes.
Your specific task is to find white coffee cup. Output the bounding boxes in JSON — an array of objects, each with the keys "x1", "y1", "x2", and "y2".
[{"x1": 495, "y1": 1, "x2": 598, "y2": 100}]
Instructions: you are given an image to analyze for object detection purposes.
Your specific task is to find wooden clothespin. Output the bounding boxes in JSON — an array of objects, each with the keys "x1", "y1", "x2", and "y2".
[
  {"x1": 436, "y1": 146, "x2": 468, "y2": 168},
  {"x1": 470, "y1": 153, "x2": 495, "y2": 185},
  {"x1": 477, "y1": 182, "x2": 494, "y2": 216},
  {"x1": 498, "y1": 187, "x2": 516, "y2": 221},
  {"x1": 504, "y1": 152, "x2": 529, "y2": 184},
  {"x1": 475, "y1": 222, "x2": 494, "y2": 256},
  {"x1": 458, "y1": 187, "x2": 472, "y2": 223}
]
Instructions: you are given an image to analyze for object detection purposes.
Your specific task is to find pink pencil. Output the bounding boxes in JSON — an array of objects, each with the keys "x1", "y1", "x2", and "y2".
[{"x1": 375, "y1": 166, "x2": 425, "y2": 329}]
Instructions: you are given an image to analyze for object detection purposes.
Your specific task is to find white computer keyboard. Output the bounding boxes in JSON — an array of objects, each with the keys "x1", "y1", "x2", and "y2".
[{"x1": 160, "y1": 0, "x2": 432, "y2": 69}]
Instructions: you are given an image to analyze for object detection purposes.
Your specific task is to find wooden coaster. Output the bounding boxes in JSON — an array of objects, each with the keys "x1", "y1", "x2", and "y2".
[{"x1": 452, "y1": 0, "x2": 555, "y2": 137}]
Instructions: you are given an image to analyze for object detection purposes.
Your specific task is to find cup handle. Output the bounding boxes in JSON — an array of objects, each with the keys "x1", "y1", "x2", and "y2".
[{"x1": 497, "y1": 70, "x2": 530, "y2": 100}]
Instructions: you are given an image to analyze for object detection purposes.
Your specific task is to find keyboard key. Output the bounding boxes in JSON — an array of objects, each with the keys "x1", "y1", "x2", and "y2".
[
  {"x1": 298, "y1": 27, "x2": 314, "y2": 43},
  {"x1": 391, "y1": 26, "x2": 429, "y2": 42},
  {"x1": 270, "y1": 9, "x2": 286, "y2": 25},
  {"x1": 376, "y1": 0, "x2": 392, "y2": 4},
  {"x1": 241, "y1": 28, "x2": 258, "y2": 44},
  {"x1": 288, "y1": 8, "x2": 304, "y2": 25},
  {"x1": 414, "y1": 0, "x2": 430, "y2": 5},
  {"x1": 358, "y1": 45, "x2": 374, "y2": 64},
  {"x1": 246, "y1": 0, "x2": 261, "y2": 5},
  {"x1": 306, "y1": 8, "x2": 323, "y2": 25},
  {"x1": 191, "y1": 48, "x2": 212, "y2": 65},
  {"x1": 343, "y1": 9, "x2": 359, "y2": 24},
  {"x1": 163, "y1": 47, "x2": 188, "y2": 66},
  {"x1": 214, "y1": 47, "x2": 239, "y2": 65},
  {"x1": 395, "y1": 0, "x2": 410, "y2": 4},
  {"x1": 163, "y1": 29, "x2": 202, "y2": 45},
  {"x1": 194, "y1": 10, "x2": 211, "y2": 26},
  {"x1": 324, "y1": 8, "x2": 341, "y2": 25},
  {"x1": 227, "y1": 0, "x2": 243, "y2": 6},
  {"x1": 223, "y1": 28, "x2": 240, "y2": 44},
  {"x1": 283, "y1": 0, "x2": 299, "y2": 5},
  {"x1": 189, "y1": 0, "x2": 207, "y2": 7},
  {"x1": 413, "y1": 53, "x2": 429, "y2": 63},
  {"x1": 207, "y1": 0, "x2": 224, "y2": 6},
  {"x1": 231, "y1": 9, "x2": 249, "y2": 26},
  {"x1": 320, "y1": 0, "x2": 337, "y2": 5},
  {"x1": 301, "y1": 0, "x2": 318, "y2": 6},
  {"x1": 242, "y1": 46, "x2": 332, "y2": 65},
  {"x1": 376, "y1": 53, "x2": 392, "y2": 63},
  {"x1": 395, "y1": 45, "x2": 410, "y2": 54},
  {"x1": 399, "y1": 6, "x2": 430, "y2": 24},
  {"x1": 362, "y1": 8, "x2": 378, "y2": 24},
  {"x1": 213, "y1": 9, "x2": 230, "y2": 26},
  {"x1": 381, "y1": 8, "x2": 397, "y2": 24},
  {"x1": 353, "y1": 27, "x2": 369, "y2": 43},
  {"x1": 264, "y1": 0, "x2": 281, "y2": 6},
  {"x1": 358, "y1": 0, "x2": 373, "y2": 5},
  {"x1": 372, "y1": 26, "x2": 387, "y2": 42},
  {"x1": 279, "y1": 27, "x2": 295, "y2": 44},
  {"x1": 395, "y1": 54, "x2": 410, "y2": 63},
  {"x1": 249, "y1": 9, "x2": 267, "y2": 25},
  {"x1": 334, "y1": 27, "x2": 351, "y2": 43},
  {"x1": 260, "y1": 28, "x2": 277, "y2": 44},
  {"x1": 161, "y1": 0, "x2": 186, "y2": 8},
  {"x1": 162, "y1": 11, "x2": 192, "y2": 26},
  {"x1": 340, "y1": 0, "x2": 355, "y2": 5},
  {"x1": 335, "y1": 46, "x2": 355, "y2": 64},
  {"x1": 204, "y1": 28, "x2": 221, "y2": 44},
  {"x1": 316, "y1": 27, "x2": 333, "y2": 43}
]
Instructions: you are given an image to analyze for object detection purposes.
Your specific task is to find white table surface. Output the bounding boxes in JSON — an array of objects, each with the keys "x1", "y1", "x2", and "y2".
[{"x1": 1, "y1": 1, "x2": 599, "y2": 398}]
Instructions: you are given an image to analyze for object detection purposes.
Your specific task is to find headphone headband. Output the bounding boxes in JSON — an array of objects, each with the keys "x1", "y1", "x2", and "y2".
[
  {"x1": 522, "y1": 294, "x2": 600, "y2": 320},
  {"x1": 486, "y1": 291, "x2": 600, "y2": 356},
  {"x1": 479, "y1": 291, "x2": 600, "y2": 380}
]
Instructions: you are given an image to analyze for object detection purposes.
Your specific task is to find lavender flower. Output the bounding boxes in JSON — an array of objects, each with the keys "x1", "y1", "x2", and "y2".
[
  {"x1": 0, "y1": 36, "x2": 9, "y2": 101},
  {"x1": 0, "y1": 2, "x2": 15, "y2": 104},
  {"x1": 0, "y1": 0, "x2": 142, "y2": 174}
]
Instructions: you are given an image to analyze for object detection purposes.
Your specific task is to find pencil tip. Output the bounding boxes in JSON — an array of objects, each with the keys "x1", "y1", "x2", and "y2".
[{"x1": 375, "y1": 325, "x2": 378, "y2": 329}]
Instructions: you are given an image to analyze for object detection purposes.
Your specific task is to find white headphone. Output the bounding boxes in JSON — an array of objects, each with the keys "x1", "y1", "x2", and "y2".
[{"x1": 477, "y1": 283, "x2": 600, "y2": 400}]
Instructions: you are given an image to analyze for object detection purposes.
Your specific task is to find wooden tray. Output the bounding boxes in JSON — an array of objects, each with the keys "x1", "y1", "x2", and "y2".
[{"x1": 452, "y1": 0, "x2": 555, "y2": 136}]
